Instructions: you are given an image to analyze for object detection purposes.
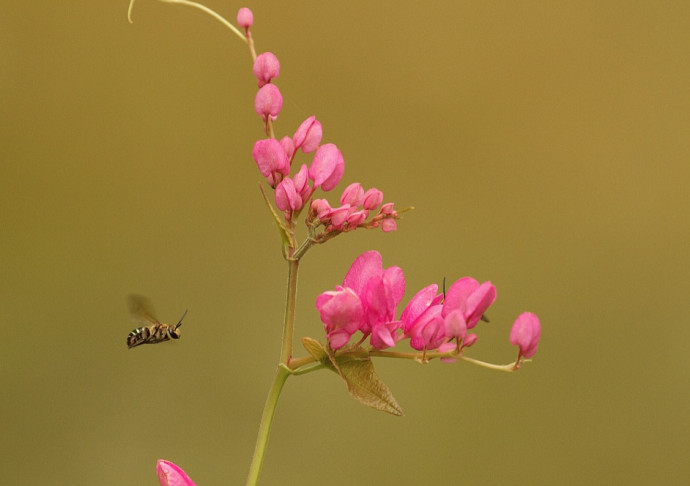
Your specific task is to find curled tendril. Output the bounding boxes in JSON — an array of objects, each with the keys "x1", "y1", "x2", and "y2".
[{"x1": 126, "y1": 0, "x2": 247, "y2": 43}]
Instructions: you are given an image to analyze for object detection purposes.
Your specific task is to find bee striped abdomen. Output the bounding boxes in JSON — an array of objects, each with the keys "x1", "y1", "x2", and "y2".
[{"x1": 127, "y1": 324, "x2": 178, "y2": 349}]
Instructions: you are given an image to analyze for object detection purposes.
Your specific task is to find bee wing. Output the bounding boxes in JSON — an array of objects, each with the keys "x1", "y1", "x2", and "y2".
[{"x1": 128, "y1": 294, "x2": 160, "y2": 326}]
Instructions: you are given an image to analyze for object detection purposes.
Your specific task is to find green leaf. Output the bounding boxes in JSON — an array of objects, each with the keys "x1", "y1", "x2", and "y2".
[
  {"x1": 301, "y1": 337, "x2": 328, "y2": 361},
  {"x1": 332, "y1": 354, "x2": 404, "y2": 416},
  {"x1": 300, "y1": 339, "x2": 403, "y2": 416}
]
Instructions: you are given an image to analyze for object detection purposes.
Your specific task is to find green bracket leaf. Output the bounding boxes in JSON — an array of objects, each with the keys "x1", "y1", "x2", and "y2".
[{"x1": 301, "y1": 338, "x2": 403, "y2": 416}]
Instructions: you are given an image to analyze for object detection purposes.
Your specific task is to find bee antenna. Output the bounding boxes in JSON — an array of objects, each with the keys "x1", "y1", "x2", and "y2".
[
  {"x1": 442, "y1": 276, "x2": 446, "y2": 301},
  {"x1": 175, "y1": 309, "x2": 188, "y2": 328}
]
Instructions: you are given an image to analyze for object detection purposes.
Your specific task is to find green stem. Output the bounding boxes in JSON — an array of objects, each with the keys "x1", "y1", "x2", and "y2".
[
  {"x1": 280, "y1": 259, "x2": 299, "y2": 364},
  {"x1": 128, "y1": 0, "x2": 247, "y2": 43},
  {"x1": 245, "y1": 365, "x2": 291, "y2": 486}
]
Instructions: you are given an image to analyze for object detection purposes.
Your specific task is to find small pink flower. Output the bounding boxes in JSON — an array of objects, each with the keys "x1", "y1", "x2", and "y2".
[
  {"x1": 316, "y1": 287, "x2": 363, "y2": 349},
  {"x1": 280, "y1": 136, "x2": 295, "y2": 162},
  {"x1": 463, "y1": 333, "x2": 478, "y2": 348},
  {"x1": 328, "y1": 204, "x2": 351, "y2": 229},
  {"x1": 308, "y1": 143, "x2": 344, "y2": 191},
  {"x1": 253, "y1": 52, "x2": 280, "y2": 87},
  {"x1": 510, "y1": 312, "x2": 541, "y2": 361},
  {"x1": 362, "y1": 188, "x2": 383, "y2": 210},
  {"x1": 293, "y1": 116, "x2": 323, "y2": 153},
  {"x1": 292, "y1": 163, "x2": 312, "y2": 203},
  {"x1": 340, "y1": 182, "x2": 364, "y2": 206},
  {"x1": 254, "y1": 83, "x2": 283, "y2": 122},
  {"x1": 442, "y1": 277, "x2": 496, "y2": 329},
  {"x1": 236, "y1": 7, "x2": 253, "y2": 31},
  {"x1": 381, "y1": 219, "x2": 397, "y2": 232},
  {"x1": 406, "y1": 303, "x2": 445, "y2": 351},
  {"x1": 345, "y1": 209, "x2": 368, "y2": 228},
  {"x1": 157, "y1": 460, "x2": 196, "y2": 486},
  {"x1": 310, "y1": 198, "x2": 332, "y2": 220},
  {"x1": 275, "y1": 177, "x2": 301, "y2": 211},
  {"x1": 252, "y1": 138, "x2": 289, "y2": 186}
]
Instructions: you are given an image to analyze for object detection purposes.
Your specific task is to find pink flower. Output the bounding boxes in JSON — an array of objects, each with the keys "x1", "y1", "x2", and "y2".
[
  {"x1": 308, "y1": 143, "x2": 344, "y2": 191},
  {"x1": 343, "y1": 251, "x2": 404, "y2": 342},
  {"x1": 236, "y1": 7, "x2": 253, "y2": 31},
  {"x1": 293, "y1": 116, "x2": 323, "y2": 153},
  {"x1": 254, "y1": 83, "x2": 283, "y2": 122},
  {"x1": 316, "y1": 251, "x2": 405, "y2": 349},
  {"x1": 340, "y1": 182, "x2": 364, "y2": 206},
  {"x1": 275, "y1": 177, "x2": 301, "y2": 211},
  {"x1": 292, "y1": 163, "x2": 312, "y2": 203},
  {"x1": 510, "y1": 312, "x2": 541, "y2": 361},
  {"x1": 316, "y1": 287, "x2": 363, "y2": 349},
  {"x1": 399, "y1": 285, "x2": 445, "y2": 351},
  {"x1": 310, "y1": 198, "x2": 332, "y2": 220},
  {"x1": 157, "y1": 460, "x2": 196, "y2": 486},
  {"x1": 381, "y1": 219, "x2": 397, "y2": 232},
  {"x1": 362, "y1": 188, "x2": 383, "y2": 210},
  {"x1": 253, "y1": 52, "x2": 280, "y2": 87},
  {"x1": 279, "y1": 136, "x2": 295, "y2": 161},
  {"x1": 442, "y1": 277, "x2": 496, "y2": 329},
  {"x1": 400, "y1": 284, "x2": 443, "y2": 334},
  {"x1": 252, "y1": 138, "x2": 289, "y2": 186}
]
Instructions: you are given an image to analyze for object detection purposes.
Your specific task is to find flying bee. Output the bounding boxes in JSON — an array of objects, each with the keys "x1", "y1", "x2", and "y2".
[{"x1": 126, "y1": 294, "x2": 187, "y2": 349}]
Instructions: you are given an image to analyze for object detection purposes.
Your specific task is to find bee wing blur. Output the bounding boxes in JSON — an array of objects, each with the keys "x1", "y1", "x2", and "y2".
[{"x1": 128, "y1": 294, "x2": 160, "y2": 326}]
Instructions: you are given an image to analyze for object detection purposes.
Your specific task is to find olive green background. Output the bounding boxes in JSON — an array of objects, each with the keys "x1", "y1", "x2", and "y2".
[{"x1": 2, "y1": 1, "x2": 689, "y2": 484}]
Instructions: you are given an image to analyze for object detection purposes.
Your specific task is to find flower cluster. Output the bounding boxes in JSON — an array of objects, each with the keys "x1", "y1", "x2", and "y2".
[
  {"x1": 316, "y1": 251, "x2": 541, "y2": 363},
  {"x1": 244, "y1": 21, "x2": 399, "y2": 235}
]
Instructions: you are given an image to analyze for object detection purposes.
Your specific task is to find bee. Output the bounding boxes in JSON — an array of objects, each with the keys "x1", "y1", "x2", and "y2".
[{"x1": 126, "y1": 294, "x2": 187, "y2": 349}]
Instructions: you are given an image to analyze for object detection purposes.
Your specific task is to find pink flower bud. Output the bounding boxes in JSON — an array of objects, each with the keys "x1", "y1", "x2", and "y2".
[
  {"x1": 362, "y1": 188, "x2": 383, "y2": 210},
  {"x1": 279, "y1": 136, "x2": 295, "y2": 161},
  {"x1": 346, "y1": 209, "x2": 368, "y2": 228},
  {"x1": 340, "y1": 182, "x2": 364, "y2": 206},
  {"x1": 309, "y1": 198, "x2": 331, "y2": 220},
  {"x1": 252, "y1": 138, "x2": 289, "y2": 184},
  {"x1": 293, "y1": 116, "x2": 323, "y2": 153},
  {"x1": 254, "y1": 83, "x2": 283, "y2": 122},
  {"x1": 292, "y1": 164, "x2": 312, "y2": 202},
  {"x1": 253, "y1": 52, "x2": 280, "y2": 87},
  {"x1": 157, "y1": 460, "x2": 196, "y2": 486},
  {"x1": 463, "y1": 333, "x2": 478, "y2": 348},
  {"x1": 275, "y1": 177, "x2": 301, "y2": 211},
  {"x1": 379, "y1": 202, "x2": 395, "y2": 215},
  {"x1": 329, "y1": 204, "x2": 351, "y2": 229},
  {"x1": 236, "y1": 8, "x2": 253, "y2": 30},
  {"x1": 381, "y1": 219, "x2": 397, "y2": 232},
  {"x1": 510, "y1": 312, "x2": 541, "y2": 359},
  {"x1": 308, "y1": 143, "x2": 344, "y2": 191}
]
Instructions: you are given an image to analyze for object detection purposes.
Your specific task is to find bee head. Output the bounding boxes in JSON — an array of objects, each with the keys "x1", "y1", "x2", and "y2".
[{"x1": 172, "y1": 308, "x2": 188, "y2": 338}]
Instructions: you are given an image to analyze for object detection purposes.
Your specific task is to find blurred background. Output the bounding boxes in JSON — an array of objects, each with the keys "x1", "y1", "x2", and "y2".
[{"x1": 2, "y1": 1, "x2": 689, "y2": 484}]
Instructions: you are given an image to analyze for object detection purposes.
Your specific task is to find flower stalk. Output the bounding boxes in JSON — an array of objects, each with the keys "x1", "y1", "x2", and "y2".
[{"x1": 246, "y1": 365, "x2": 291, "y2": 486}]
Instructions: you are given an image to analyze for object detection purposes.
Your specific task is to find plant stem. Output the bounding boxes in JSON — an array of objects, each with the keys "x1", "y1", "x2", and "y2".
[
  {"x1": 280, "y1": 258, "x2": 300, "y2": 364},
  {"x1": 245, "y1": 365, "x2": 291, "y2": 486}
]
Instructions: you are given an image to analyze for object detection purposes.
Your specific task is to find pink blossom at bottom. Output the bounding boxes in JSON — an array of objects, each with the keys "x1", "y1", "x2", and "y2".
[{"x1": 157, "y1": 460, "x2": 196, "y2": 486}]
